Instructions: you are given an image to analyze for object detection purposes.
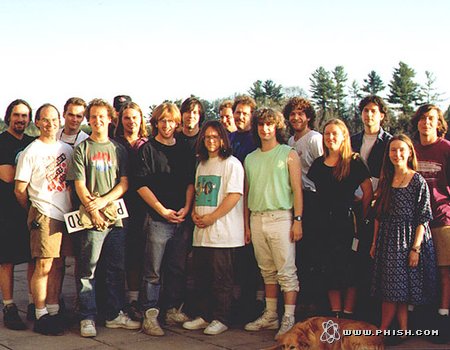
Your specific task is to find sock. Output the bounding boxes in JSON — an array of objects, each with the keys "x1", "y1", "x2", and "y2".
[
  {"x1": 343, "y1": 310, "x2": 353, "y2": 315},
  {"x1": 284, "y1": 304, "x2": 296, "y2": 317},
  {"x1": 438, "y1": 308, "x2": 449, "y2": 316},
  {"x1": 408, "y1": 305, "x2": 415, "y2": 312},
  {"x1": 28, "y1": 294, "x2": 34, "y2": 304},
  {"x1": 127, "y1": 290, "x2": 139, "y2": 304},
  {"x1": 3, "y1": 299, "x2": 13, "y2": 306},
  {"x1": 35, "y1": 307, "x2": 48, "y2": 320},
  {"x1": 256, "y1": 290, "x2": 265, "y2": 302},
  {"x1": 46, "y1": 304, "x2": 60, "y2": 316},
  {"x1": 266, "y1": 298, "x2": 277, "y2": 314}
]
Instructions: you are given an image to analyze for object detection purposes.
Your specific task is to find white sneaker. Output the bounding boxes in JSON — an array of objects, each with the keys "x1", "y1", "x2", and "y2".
[
  {"x1": 80, "y1": 319, "x2": 97, "y2": 337},
  {"x1": 244, "y1": 310, "x2": 279, "y2": 331},
  {"x1": 203, "y1": 320, "x2": 228, "y2": 335},
  {"x1": 183, "y1": 317, "x2": 209, "y2": 330},
  {"x1": 142, "y1": 308, "x2": 164, "y2": 336},
  {"x1": 165, "y1": 306, "x2": 190, "y2": 325},
  {"x1": 275, "y1": 314, "x2": 295, "y2": 340},
  {"x1": 105, "y1": 311, "x2": 141, "y2": 330}
]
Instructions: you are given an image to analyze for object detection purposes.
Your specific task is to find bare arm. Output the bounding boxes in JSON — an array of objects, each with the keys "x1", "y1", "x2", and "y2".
[
  {"x1": 177, "y1": 184, "x2": 194, "y2": 220},
  {"x1": 288, "y1": 150, "x2": 303, "y2": 242},
  {"x1": 0, "y1": 165, "x2": 15, "y2": 183},
  {"x1": 193, "y1": 192, "x2": 242, "y2": 228},
  {"x1": 244, "y1": 175, "x2": 251, "y2": 244},
  {"x1": 360, "y1": 178, "x2": 373, "y2": 219},
  {"x1": 83, "y1": 176, "x2": 129, "y2": 212},
  {"x1": 409, "y1": 224, "x2": 425, "y2": 267},
  {"x1": 14, "y1": 180, "x2": 29, "y2": 210},
  {"x1": 137, "y1": 185, "x2": 184, "y2": 224},
  {"x1": 370, "y1": 218, "x2": 379, "y2": 259}
]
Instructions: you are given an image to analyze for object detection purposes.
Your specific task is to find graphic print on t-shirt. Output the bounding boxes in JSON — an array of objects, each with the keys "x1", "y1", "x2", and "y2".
[
  {"x1": 91, "y1": 152, "x2": 113, "y2": 172},
  {"x1": 418, "y1": 160, "x2": 441, "y2": 184},
  {"x1": 46, "y1": 153, "x2": 69, "y2": 192},
  {"x1": 195, "y1": 175, "x2": 221, "y2": 207}
]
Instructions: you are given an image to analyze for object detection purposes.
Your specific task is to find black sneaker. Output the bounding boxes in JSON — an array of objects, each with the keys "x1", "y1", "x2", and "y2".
[
  {"x1": 431, "y1": 314, "x2": 449, "y2": 344},
  {"x1": 123, "y1": 301, "x2": 143, "y2": 322},
  {"x1": 27, "y1": 303, "x2": 36, "y2": 321},
  {"x1": 3, "y1": 303, "x2": 27, "y2": 330},
  {"x1": 33, "y1": 314, "x2": 64, "y2": 336}
]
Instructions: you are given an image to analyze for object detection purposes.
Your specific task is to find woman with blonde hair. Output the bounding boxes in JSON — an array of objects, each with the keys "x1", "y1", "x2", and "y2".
[{"x1": 308, "y1": 119, "x2": 372, "y2": 318}]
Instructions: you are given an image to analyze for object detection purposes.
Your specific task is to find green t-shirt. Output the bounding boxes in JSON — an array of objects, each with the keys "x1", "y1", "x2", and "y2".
[{"x1": 244, "y1": 144, "x2": 293, "y2": 212}]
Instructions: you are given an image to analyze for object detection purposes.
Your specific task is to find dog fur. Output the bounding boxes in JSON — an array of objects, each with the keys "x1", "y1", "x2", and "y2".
[{"x1": 263, "y1": 316, "x2": 384, "y2": 350}]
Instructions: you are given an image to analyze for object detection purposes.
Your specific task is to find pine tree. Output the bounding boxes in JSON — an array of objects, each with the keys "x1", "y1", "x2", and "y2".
[
  {"x1": 362, "y1": 70, "x2": 385, "y2": 95},
  {"x1": 388, "y1": 61, "x2": 422, "y2": 115},
  {"x1": 310, "y1": 67, "x2": 335, "y2": 126},
  {"x1": 348, "y1": 80, "x2": 363, "y2": 133},
  {"x1": 249, "y1": 80, "x2": 265, "y2": 103},
  {"x1": 263, "y1": 80, "x2": 284, "y2": 103},
  {"x1": 332, "y1": 66, "x2": 348, "y2": 120},
  {"x1": 422, "y1": 71, "x2": 444, "y2": 104}
]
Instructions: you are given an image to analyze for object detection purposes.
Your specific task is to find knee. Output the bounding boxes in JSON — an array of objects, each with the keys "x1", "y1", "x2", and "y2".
[{"x1": 35, "y1": 258, "x2": 54, "y2": 276}]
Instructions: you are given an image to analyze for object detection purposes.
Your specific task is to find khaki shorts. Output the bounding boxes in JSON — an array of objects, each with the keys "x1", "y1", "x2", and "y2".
[
  {"x1": 27, "y1": 206, "x2": 67, "y2": 258},
  {"x1": 431, "y1": 226, "x2": 450, "y2": 266}
]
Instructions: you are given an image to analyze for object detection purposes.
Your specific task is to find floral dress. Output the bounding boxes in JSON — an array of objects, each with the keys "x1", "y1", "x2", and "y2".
[{"x1": 371, "y1": 173, "x2": 437, "y2": 304}]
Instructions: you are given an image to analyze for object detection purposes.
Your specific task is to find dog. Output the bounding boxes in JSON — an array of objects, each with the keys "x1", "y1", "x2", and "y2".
[{"x1": 263, "y1": 316, "x2": 384, "y2": 350}]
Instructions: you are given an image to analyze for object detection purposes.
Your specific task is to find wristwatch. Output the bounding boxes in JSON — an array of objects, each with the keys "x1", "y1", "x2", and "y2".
[
  {"x1": 410, "y1": 246, "x2": 421, "y2": 254},
  {"x1": 293, "y1": 215, "x2": 302, "y2": 222}
]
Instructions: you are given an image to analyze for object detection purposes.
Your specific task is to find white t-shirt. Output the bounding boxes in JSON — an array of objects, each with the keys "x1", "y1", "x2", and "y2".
[
  {"x1": 15, "y1": 139, "x2": 73, "y2": 221},
  {"x1": 193, "y1": 155, "x2": 245, "y2": 248},
  {"x1": 56, "y1": 128, "x2": 89, "y2": 148},
  {"x1": 288, "y1": 130, "x2": 323, "y2": 192}
]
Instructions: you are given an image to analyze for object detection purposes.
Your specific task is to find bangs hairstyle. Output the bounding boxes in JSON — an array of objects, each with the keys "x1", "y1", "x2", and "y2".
[
  {"x1": 63, "y1": 97, "x2": 86, "y2": 114},
  {"x1": 375, "y1": 134, "x2": 418, "y2": 218},
  {"x1": 85, "y1": 98, "x2": 115, "y2": 121},
  {"x1": 196, "y1": 120, "x2": 232, "y2": 162},
  {"x1": 282, "y1": 97, "x2": 317, "y2": 129},
  {"x1": 150, "y1": 102, "x2": 181, "y2": 137},
  {"x1": 219, "y1": 100, "x2": 233, "y2": 111},
  {"x1": 323, "y1": 118, "x2": 355, "y2": 181},
  {"x1": 4, "y1": 99, "x2": 32, "y2": 125},
  {"x1": 35, "y1": 103, "x2": 60, "y2": 123},
  {"x1": 180, "y1": 97, "x2": 205, "y2": 125},
  {"x1": 114, "y1": 101, "x2": 148, "y2": 138},
  {"x1": 251, "y1": 107, "x2": 287, "y2": 148},
  {"x1": 411, "y1": 104, "x2": 447, "y2": 139}
]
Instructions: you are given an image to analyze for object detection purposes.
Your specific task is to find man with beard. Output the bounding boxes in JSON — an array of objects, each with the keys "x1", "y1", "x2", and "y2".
[{"x1": 0, "y1": 100, "x2": 35, "y2": 330}]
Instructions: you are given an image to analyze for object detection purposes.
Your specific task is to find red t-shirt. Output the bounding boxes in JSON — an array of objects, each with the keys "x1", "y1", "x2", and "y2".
[{"x1": 415, "y1": 138, "x2": 450, "y2": 227}]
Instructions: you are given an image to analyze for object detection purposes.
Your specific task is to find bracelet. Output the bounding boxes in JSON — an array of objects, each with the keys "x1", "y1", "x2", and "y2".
[{"x1": 410, "y1": 246, "x2": 421, "y2": 254}]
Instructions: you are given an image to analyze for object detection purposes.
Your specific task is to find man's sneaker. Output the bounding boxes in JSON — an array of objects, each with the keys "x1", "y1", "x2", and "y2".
[
  {"x1": 26, "y1": 303, "x2": 36, "y2": 321},
  {"x1": 204, "y1": 320, "x2": 228, "y2": 335},
  {"x1": 275, "y1": 314, "x2": 295, "y2": 340},
  {"x1": 123, "y1": 301, "x2": 143, "y2": 322},
  {"x1": 165, "y1": 306, "x2": 190, "y2": 325},
  {"x1": 33, "y1": 314, "x2": 64, "y2": 336},
  {"x1": 183, "y1": 317, "x2": 209, "y2": 330},
  {"x1": 142, "y1": 308, "x2": 164, "y2": 336},
  {"x1": 105, "y1": 311, "x2": 141, "y2": 330},
  {"x1": 3, "y1": 303, "x2": 27, "y2": 330},
  {"x1": 244, "y1": 310, "x2": 279, "y2": 331},
  {"x1": 80, "y1": 319, "x2": 97, "y2": 337}
]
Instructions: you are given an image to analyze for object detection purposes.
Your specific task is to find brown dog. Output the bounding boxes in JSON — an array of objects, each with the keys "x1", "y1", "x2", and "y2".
[{"x1": 263, "y1": 317, "x2": 384, "y2": 350}]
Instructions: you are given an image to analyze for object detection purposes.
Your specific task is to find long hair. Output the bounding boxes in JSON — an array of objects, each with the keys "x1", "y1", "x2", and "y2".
[
  {"x1": 196, "y1": 120, "x2": 232, "y2": 162},
  {"x1": 150, "y1": 102, "x2": 181, "y2": 137},
  {"x1": 322, "y1": 118, "x2": 354, "y2": 181},
  {"x1": 251, "y1": 107, "x2": 287, "y2": 148},
  {"x1": 114, "y1": 101, "x2": 148, "y2": 138},
  {"x1": 411, "y1": 104, "x2": 447, "y2": 140},
  {"x1": 375, "y1": 134, "x2": 418, "y2": 217}
]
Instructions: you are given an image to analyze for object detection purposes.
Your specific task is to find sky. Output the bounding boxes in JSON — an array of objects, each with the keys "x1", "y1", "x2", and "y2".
[{"x1": 0, "y1": 0, "x2": 449, "y2": 117}]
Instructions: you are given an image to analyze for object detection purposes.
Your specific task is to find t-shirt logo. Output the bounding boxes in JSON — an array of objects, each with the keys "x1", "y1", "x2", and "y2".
[
  {"x1": 195, "y1": 175, "x2": 221, "y2": 207},
  {"x1": 91, "y1": 152, "x2": 113, "y2": 172},
  {"x1": 46, "y1": 153, "x2": 69, "y2": 192}
]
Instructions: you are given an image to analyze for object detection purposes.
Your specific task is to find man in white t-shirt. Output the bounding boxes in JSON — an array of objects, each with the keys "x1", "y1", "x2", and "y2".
[
  {"x1": 56, "y1": 97, "x2": 89, "y2": 148},
  {"x1": 283, "y1": 97, "x2": 323, "y2": 309},
  {"x1": 15, "y1": 104, "x2": 73, "y2": 335}
]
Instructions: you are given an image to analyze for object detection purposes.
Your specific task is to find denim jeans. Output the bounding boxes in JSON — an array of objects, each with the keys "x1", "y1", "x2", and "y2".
[
  {"x1": 140, "y1": 215, "x2": 187, "y2": 311},
  {"x1": 78, "y1": 225, "x2": 126, "y2": 321}
]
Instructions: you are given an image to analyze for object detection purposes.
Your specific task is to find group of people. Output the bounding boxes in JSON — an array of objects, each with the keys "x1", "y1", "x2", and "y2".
[{"x1": 0, "y1": 93, "x2": 448, "y2": 345}]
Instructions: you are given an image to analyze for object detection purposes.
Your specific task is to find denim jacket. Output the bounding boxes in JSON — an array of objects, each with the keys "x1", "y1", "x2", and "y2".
[{"x1": 351, "y1": 128, "x2": 392, "y2": 178}]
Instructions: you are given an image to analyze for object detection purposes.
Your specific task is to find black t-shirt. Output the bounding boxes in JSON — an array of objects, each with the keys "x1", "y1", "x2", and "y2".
[
  {"x1": 0, "y1": 131, "x2": 34, "y2": 219},
  {"x1": 135, "y1": 137, "x2": 195, "y2": 221},
  {"x1": 307, "y1": 155, "x2": 370, "y2": 210}
]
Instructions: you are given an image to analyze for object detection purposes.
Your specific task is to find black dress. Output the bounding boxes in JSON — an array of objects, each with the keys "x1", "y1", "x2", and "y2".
[{"x1": 307, "y1": 155, "x2": 370, "y2": 289}]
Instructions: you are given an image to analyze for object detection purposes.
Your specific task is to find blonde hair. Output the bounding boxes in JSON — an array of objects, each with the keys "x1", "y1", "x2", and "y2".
[{"x1": 323, "y1": 118, "x2": 355, "y2": 181}]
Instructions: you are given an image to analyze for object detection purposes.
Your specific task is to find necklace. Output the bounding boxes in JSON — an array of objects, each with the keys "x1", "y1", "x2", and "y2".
[{"x1": 393, "y1": 171, "x2": 409, "y2": 187}]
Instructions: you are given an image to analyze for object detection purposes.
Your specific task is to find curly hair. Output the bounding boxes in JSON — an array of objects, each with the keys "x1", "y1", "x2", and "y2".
[
  {"x1": 251, "y1": 107, "x2": 287, "y2": 147},
  {"x1": 358, "y1": 95, "x2": 389, "y2": 127},
  {"x1": 283, "y1": 97, "x2": 317, "y2": 129}
]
